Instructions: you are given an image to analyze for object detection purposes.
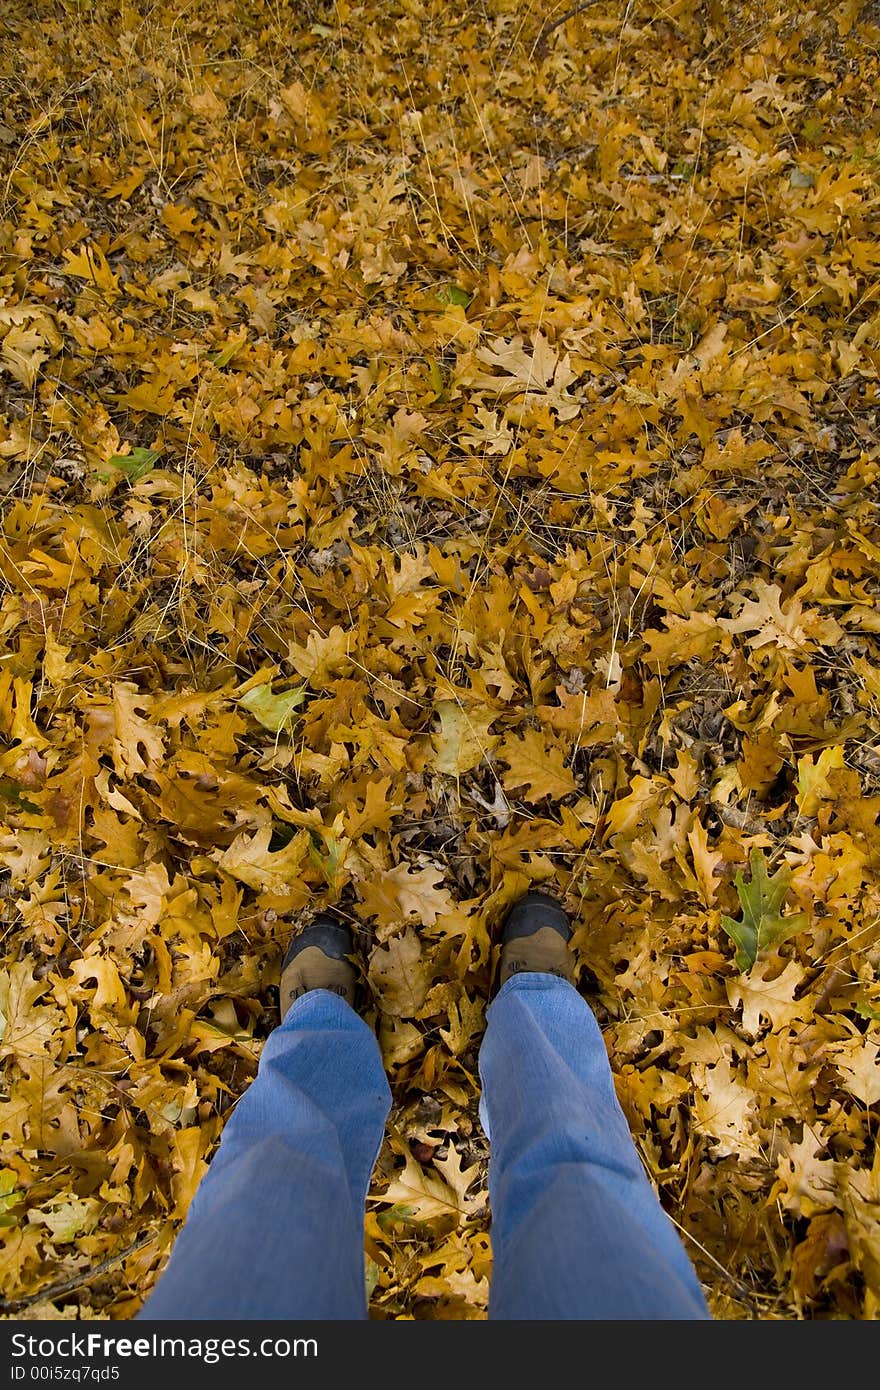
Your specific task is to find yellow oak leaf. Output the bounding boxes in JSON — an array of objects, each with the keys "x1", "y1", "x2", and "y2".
[
  {"x1": 171, "y1": 1127, "x2": 209, "y2": 1220},
  {"x1": 727, "y1": 958, "x2": 810, "y2": 1035},
  {"x1": 432, "y1": 1146, "x2": 483, "y2": 1218},
  {"x1": 111, "y1": 683, "x2": 166, "y2": 776},
  {"x1": 27, "y1": 1197, "x2": 100, "y2": 1243},
  {"x1": 428, "y1": 700, "x2": 498, "y2": 776},
  {"x1": 683, "y1": 814, "x2": 724, "y2": 906},
  {"x1": 747, "y1": 1034, "x2": 821, "y2": 1117},
  {"x1": 719, "y1": 581, "x2": 810, "y2": 651},
  {"x1": 358, "y1": 862, "x2": 455, "y2": 936},
  {"x1": 0, "y1": 963, "x2": 58, "y2": 1061},
  {"x1": 215, "y1": 825, "x2": 309, "y2": 892},
  {"x1": 604, "y1": 775, "x2": 667, "y2": 842},
  {"x1": 341, "y1": 776, "x2": 402, "y2": 838},
  {"x1": 286, "y1": 625, "x2": 350, "y2": 685},
  {"x1": 438, "y1": 992, "x2": 485, "y2": 1056},
  {"x1": 378, "y1": 1016, "x2": 423, "y2": 1068},
  {"x1": 114, "y1": 376, "x2": 178, "y2": 415},
  {"x1": 62, "y1": 243, "x2": 121, "y2": 302},
  {"x1": 377, "y1": 1154, "x2": 468, "y2": 1225},
  {"x1": 796, "y1": 745, "x2": 847, "y2": 817},
  {"x1": 691, "y1": 1060, "x2": 761, "y2": 1159},
  {"x1": 459, "y1": 406, "x2": 515, "y2": 457},
  {"x1": 830, "y1": 1035, "x2": 880, "y2": 1107},
  {"x1": 387, "y1": 863, "x2": 455, "y2": 924},
  {"x1": 773, "y1": 1133, "x2": 837, "y2": 1217},
  {"x1": 468, "y1": 331, "x2": 581, "y2": 421},
  {"x1": 837, "y1": 1147, "x2": 880, "y2": 1306},
  {"x1": 0, "y1": 307, "x2": 62, "y2": 388},
  {"x1": 413, "y1": 1266, "x2": 488, "y2": 1311},
  {"x1": 498, "y1": 727, "x2": 576, "y2": 802},
  {"x1": 368, "y1": 928, "x2": 432, "y2": 1017},
  {"x1": 0, "y1": 674, "x2": 47, "y2": 749},
  {"x1": 642, "y1": 611, "x2": 726, "y2": 671},
  {"x1": 377, "y1": 1145, "x2": 481, "y2": 1226}
]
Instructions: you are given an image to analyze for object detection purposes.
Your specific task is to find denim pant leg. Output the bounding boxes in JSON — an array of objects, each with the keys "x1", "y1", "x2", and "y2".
[
  {"x1": 479, "y1": 974, "x2": 709, "y2": 1320},
  {"x1": 139, "y1": 991, "x2": 391, "y2": 1320}
]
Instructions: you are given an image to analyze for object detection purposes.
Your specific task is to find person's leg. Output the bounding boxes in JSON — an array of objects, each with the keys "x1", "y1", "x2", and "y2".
[
  {"x1": 140, "y1": 924, "x2": 391, "y2": 1320},
  {"x1": 480, "y1": 972, "x2": 709, "y2": 1320}
]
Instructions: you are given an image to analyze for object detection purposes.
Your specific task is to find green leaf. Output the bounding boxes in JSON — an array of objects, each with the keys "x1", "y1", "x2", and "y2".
[
  {"x1": 107, "y1": 447, "x2": 160, "y2": 482},
  {"x1": 721, "y1": 848, "x2": 809, "y2": 973},
  {"x1": 376, "y1": 1203, "x2": 417, "y2": 1229},
  {"x1": 438, "y1": 283, "x2": 470, "y2": 307},
  {"x1": 308, "y1": 831, "x2": 346, "y2": 890},
  {"x1": 854, "y1": 1001, "x2": 880, "y2": 1022},
  {"x1": 29, "y1": 1197, "x2": 98, "y2": 1243},
  {"x1": 801, "y1": 117, "x2": 824, "y2": 146},
  {"x1": 0, "y1": 778, "x2": 40, "y2": 814},
  {"x1": 238, "y1": 683, "x2": 306, "y2": 733},
  {"x1": 428, "y1": 360, "x2": 444, "y2": 397},
  {"x1": 0, "y1": 1169, "x2": 21, "y2": 1228},
  {"x1": 208, "y1": 336, "x2": 246, "y2": 368}
]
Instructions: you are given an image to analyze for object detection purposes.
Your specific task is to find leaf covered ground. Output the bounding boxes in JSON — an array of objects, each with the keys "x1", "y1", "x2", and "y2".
[{"x1": 1, "y1": 0, "x2": 880, "y2": 1320}]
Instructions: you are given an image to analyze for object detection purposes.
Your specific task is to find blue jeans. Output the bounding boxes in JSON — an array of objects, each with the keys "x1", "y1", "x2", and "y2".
[{"x1": 140, "y1": 975, "x2": 708, "y2": 1320}]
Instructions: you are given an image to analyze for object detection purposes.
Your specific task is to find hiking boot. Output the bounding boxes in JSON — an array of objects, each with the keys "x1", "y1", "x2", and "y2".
[
  {"x1": 497, "y1": 890, "x2": 575, "y2": 990},
  {"x1": 279, "y1": 914, "x2": 358, "y2": 1017}
]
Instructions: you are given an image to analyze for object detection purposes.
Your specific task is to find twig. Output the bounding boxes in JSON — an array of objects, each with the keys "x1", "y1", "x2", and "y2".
[
  {"x1": 534, "y1": 2, "x2": 599, "y2": 59},
  {"x1": 0, "y1": 1230, "x2": 158, "y2": 1312}
]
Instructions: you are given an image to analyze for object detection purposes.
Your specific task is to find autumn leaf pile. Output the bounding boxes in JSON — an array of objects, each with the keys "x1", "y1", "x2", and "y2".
[{"x1": 1, "y1": 0, "x2": 879, "y2": 1320}]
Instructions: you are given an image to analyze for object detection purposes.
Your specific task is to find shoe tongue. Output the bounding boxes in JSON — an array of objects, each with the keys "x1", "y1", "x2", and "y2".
[
  {"x1": 500, "y1": 926, "x2": 574, "y2": 983},
  {"x1": 280, "y1": 945, "x2": 356, "y2": 1014}
]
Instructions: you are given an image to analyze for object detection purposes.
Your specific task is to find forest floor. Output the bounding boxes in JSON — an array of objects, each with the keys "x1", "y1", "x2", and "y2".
[{"x1": 1, "y1": 0, "x2": 879, "y2": 1319}]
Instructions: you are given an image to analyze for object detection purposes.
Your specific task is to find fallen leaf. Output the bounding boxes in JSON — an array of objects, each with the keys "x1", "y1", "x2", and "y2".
[
  {"x1": 368, "y1": 928, "x2": 432, "y2": 1017},
  {"x1": 239, "y1": 682, "x2": 307, "y2": 733},
  {"x1": 498, "y1": 728, "x2": 576, "y2": 802},
  {"x1": 721, "y1": 849, "x2": 810, "y2": 972}
]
